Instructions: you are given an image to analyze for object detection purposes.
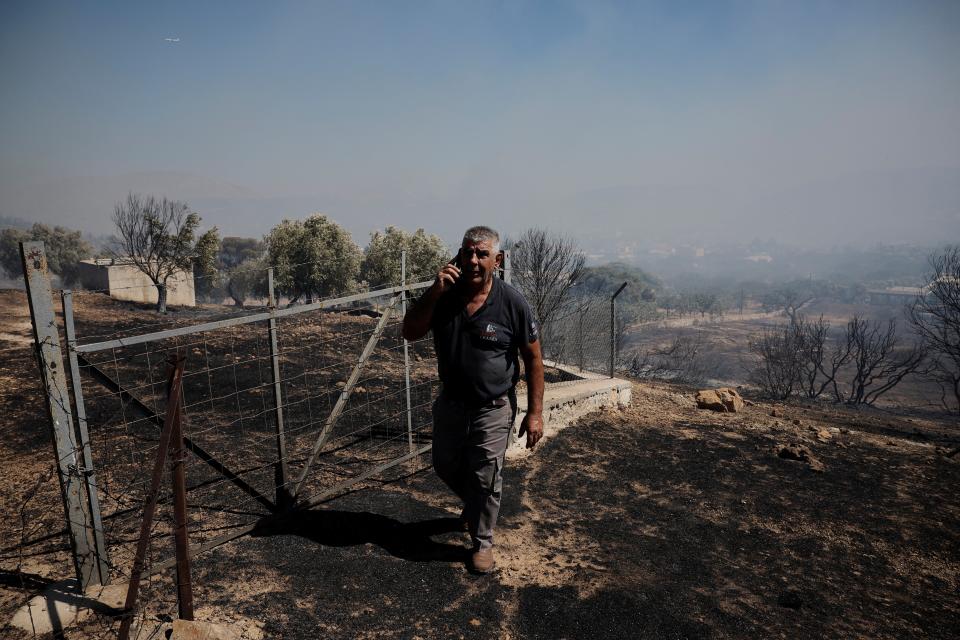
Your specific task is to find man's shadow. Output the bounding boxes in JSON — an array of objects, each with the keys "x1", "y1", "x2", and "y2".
[{"x1": 251, "y1": 510, "x2": 469, "y2": 564}]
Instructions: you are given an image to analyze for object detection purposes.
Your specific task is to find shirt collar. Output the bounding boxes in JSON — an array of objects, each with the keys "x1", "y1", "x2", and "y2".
[{"x1": 459, "y1": 275, "x2": 501, "y2": 314}]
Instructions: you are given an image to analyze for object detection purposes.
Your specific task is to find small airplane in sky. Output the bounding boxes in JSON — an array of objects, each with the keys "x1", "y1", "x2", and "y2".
[{"x1": 164, "y1": 37, "x2": 181, "y2": 43}]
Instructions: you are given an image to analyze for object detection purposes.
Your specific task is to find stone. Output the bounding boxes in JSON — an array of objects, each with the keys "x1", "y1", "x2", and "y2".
[
  {"x1": 172, "y1": 619, "x2": 241, "y2": 640},
  {"x1": 778, "y1": 443, "x2": 810, "y2": 461},
  {"x1": 777, "y1": 443, "x2": 825, "y2": 472},
  {"x1": 695, "y1": 388, "x2": 745, "y2": 413},
  {"x1": 8, "y1": 580, "x2": 127, "y2": 635},
  {"x1": 770, "y1": 407, "x2": 782, "y2": 417}
]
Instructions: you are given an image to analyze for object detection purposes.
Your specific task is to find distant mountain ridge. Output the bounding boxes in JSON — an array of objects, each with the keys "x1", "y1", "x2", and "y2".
[
  {"x1": 2, "y1": 167, "x2": 957, "y2": 249},
  {"x1": 559, "y1": 167, "x2": 960, "y2": 250}
]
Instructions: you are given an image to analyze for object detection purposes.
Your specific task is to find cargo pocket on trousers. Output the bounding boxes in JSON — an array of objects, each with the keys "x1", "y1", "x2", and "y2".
[{"x1": 489, "y1": 456, "x2": 503, "y2": 496}]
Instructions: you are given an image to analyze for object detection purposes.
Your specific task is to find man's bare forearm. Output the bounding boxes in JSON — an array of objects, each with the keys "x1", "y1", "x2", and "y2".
[
  {"x1": 523, "y1": 348, "x2": 544, "y2": 416},
  {"x1": 402, "y1": 284, "x2": 442, "y2": 340}
]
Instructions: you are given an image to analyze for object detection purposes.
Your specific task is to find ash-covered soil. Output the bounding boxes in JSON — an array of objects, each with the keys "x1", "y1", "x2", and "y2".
[
  {"x1": 2, "y1": 288, "x2": 959, "y2": 638},
  {"x1": 99, "y1": 383, "x2": 955, "y2": 640}
]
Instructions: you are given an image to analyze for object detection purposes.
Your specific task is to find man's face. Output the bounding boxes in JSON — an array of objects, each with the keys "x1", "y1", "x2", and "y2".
[{"x1": 459, "y1": 239, "x2": 501, "y2": 288}]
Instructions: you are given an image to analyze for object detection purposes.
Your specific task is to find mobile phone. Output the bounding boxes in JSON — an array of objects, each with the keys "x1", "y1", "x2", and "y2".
[{"x1": 446, "y1": 252, "x2": 463, "y2": 287}]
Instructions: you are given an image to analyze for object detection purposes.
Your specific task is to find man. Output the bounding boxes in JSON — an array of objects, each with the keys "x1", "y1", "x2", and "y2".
[{"x1": 402, "y1": 225, "x2": 544, "y2": 574}]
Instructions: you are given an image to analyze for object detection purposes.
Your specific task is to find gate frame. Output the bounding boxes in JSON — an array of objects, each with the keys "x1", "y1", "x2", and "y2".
[{"x1": 31, "y1": 244, "x2": 433, "y2": 579}]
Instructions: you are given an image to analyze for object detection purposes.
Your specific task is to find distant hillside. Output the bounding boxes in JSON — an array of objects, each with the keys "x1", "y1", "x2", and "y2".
[
  {"x1": 0, "y1": 215, "x2": 32, "y2": 231},
  {"x1": 575, "y1": 262, "x2": 660, "y2": 306},
  {"x1": 634, "y1": 243, "x2": 934, "y2": 288},
  {"x1": 560, "y1": 167, "x2": 960, "y2": 250}
]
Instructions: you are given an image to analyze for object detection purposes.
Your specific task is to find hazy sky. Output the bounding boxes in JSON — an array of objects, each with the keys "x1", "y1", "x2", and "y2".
[{"x1": 1, "y1": 0, "x2": 958, "y2": 249}]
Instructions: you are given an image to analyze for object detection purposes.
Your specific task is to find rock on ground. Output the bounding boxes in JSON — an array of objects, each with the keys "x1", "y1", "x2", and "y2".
[
  {"x1": 695, "y1": 388, "x2": 745, "y2": 413},
  {"x1": 173, "y1": 619, "x2": 241, "y2": 640}
]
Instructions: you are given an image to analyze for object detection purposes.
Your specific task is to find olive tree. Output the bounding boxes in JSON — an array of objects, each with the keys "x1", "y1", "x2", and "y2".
[
  {"x1": 360, "y1": 226, "x2": 447, "y2": 287},
  {"x1": 220, "y1": 237, "x2": 267, "y2": 307},
  {"x1": 1, "y1": 223, "x2": 93, "y2": 286},
  {"x1": 111, "y1": 193, "x2": 200, "y2": 312},
  {"x1": 761, "y1": 283, "x2": 816, "y2": 324},
  {"x1": 265, "y1": 214, "x2": 361, "y2": 303},
  {"x1": 193, "y1": 227, "x2": 222, "y2": 302}
]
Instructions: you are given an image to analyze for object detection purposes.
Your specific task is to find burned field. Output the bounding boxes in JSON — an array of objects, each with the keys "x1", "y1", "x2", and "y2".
[
  {"x1": 2, "y1": 289, "x2": 959, "y2": 638},
  {"x1": 1, "y1": 288, "x2": 441, "y2": 636}
]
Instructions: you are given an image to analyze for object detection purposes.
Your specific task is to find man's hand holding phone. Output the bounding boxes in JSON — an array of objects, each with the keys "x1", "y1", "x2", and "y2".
[{"x1": 435, "y1": 253, "x2": 462, "y2": 294}]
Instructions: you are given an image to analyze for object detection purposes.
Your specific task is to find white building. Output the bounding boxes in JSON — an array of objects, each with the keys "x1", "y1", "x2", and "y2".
[{"x1": 77, "y1": 258, "x2": 196, "y2": 307}]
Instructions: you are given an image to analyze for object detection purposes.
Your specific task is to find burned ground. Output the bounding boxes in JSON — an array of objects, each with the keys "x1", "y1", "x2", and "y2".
[{"x1": 1, "y1": 289, "x2": 959, "y2": 638}]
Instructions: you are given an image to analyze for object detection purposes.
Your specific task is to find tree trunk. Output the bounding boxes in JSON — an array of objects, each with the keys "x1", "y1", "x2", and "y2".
[
  {"x1": 157, "y1": 283, "x2": 168, "y2": 313},
  {"x1": 227, "y1": 281, "x2": 244, "y2": 308}
]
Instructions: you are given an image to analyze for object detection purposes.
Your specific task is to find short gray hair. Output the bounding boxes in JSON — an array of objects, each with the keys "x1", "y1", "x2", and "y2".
[{"x1": 462, "y1": 225, "x2": 500, "y2": 253}]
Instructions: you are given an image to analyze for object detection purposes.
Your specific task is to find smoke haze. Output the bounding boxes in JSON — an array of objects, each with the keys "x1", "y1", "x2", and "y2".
[{"x1": 1, "y1": 1, "x2": 957, "y2": 249}]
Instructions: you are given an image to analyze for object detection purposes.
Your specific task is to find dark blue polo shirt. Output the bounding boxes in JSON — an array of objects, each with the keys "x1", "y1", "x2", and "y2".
[{"x1": 430, "y1": 277, "x2": 539, "y2": 405}]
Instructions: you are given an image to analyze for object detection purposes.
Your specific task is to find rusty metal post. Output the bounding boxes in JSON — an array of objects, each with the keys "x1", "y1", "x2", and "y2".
[
  {"x1": 401, "y1": 251, "x2": 414, "y2": 454},
  {"x1": 267, "y1": 268, "x2": 290, "y2": 509},
  {"x1": 117, "y1": 356, "x2": 186, "y2": 640},
  {"x1": 20, "y1": 241, "x2": 99, "y2": 588},
  {"x1": 169, "y1": 365, "x2": 194, "y2": 621},
  {"x1": 61, "y1": 290, "x2": 110, "y2": 585}
]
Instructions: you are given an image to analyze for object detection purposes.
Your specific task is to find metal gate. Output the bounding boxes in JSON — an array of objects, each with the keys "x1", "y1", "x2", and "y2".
[{"x1": 21, "y1": 241, "x2": 440, "y2": 595}]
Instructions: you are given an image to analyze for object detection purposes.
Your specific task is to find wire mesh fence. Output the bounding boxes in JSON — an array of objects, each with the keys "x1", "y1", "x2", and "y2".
[
  {"x1": 536, "y1": 293, "x2": 620, "y2": 381},
  {"x1": 7, "y1": 245, "x2": 444, "y2": 636},
  {"x1": 7, "y1": 244, "x2": 623, "y2": 637}
]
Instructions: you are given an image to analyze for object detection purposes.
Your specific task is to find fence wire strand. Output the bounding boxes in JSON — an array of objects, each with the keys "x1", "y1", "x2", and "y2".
[{"x1": 6, "y1": 259, "x2": 620, "y2": 637}]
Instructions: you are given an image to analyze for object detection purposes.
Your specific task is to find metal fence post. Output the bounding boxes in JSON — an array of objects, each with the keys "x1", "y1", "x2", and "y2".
[
  {"x1": 20, "y1": 241, "x2": 100, "y2": 588},
  {"x1": 503, "y1": 249, "x2": 511, "y2": 285},
  {"x1": 578, "y1": 302, "x2": 586, "y2": 372},
  {"x1": 169, "y1": 358, "x2": 194, "y2": 621},
  {"x1": 61, "y1": 290, "x2": 110, "y2": 586},
  {"x1": 267, "y1": 268, "x2": 290, "y2": 509},
  {"x1": 610, "y1": 282, "x2": 628, "y2": 378},
  {"x1": 401, "y1": 251, "x2": 414, "y2": 455}
]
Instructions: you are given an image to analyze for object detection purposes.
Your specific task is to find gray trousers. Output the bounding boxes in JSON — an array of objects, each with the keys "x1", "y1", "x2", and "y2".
[{"x1": 432, "y1": 394, "x2": 513, "y2": 551}]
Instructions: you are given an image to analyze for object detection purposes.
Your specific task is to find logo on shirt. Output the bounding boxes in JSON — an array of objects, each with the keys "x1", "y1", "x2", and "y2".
[{"x1": 480, "y1": 323, "x2": 498, "y2": 341}]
